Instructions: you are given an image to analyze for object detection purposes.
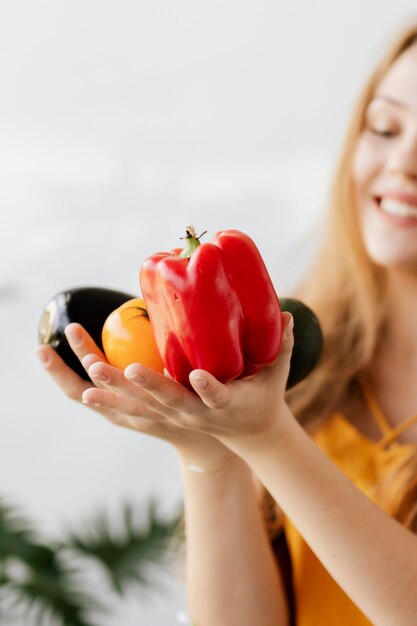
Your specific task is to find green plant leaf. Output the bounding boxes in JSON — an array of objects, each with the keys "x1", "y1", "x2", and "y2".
[
  {"x1": 0, "y1": 500, "x2": 55, "y2": 569},
  {"x1": 1, "y1": 576, "x2": 100, "y2": 626},
  {"x1": 64, "y1": 500, "x2": 182, "y2": 595},
  {"x1": 0, "y1": 499, "x2": 100, "y2": 625},
  {"x1": 0, "y1": 496, "x2": 184, "y2": 624}
]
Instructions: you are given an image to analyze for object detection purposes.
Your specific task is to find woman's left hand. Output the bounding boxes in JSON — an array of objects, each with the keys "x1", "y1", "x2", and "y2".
[{"x1": 82, "y1": 312, "x2": 294, "y2": 453}]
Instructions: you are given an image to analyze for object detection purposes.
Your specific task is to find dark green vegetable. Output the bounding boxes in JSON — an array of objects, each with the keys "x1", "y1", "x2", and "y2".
[
  {"x1": 38, "y1": 288, "x2": 323, "y2": 388},
  {"x1": 38, "y1": 287, "x2": 134, "y2": 380},
  {"x1": 280, "y1": 297, "x2": 323, "y2": 389}
]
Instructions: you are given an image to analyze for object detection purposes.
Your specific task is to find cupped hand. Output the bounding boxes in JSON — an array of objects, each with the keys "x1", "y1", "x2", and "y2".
[
  {"x1": 36, "y1": 323, "x2": 236, "y2": 471},
  {"x1": 76, "y1": 311, "x2": 295, "y2": 456}
]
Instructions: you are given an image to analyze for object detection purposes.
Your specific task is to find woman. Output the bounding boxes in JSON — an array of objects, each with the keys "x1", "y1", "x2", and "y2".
[{"x1": 37, "y1": 22, "x2": 417, "y2": 626}]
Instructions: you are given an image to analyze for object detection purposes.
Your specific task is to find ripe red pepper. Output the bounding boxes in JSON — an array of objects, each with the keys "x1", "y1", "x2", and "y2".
[{"x1": 139, "y1": 227, "x2": 283, "y2": 386}]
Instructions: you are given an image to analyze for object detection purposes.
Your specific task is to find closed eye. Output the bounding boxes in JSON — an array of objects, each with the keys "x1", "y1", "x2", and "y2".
[{"x1": 368, "y1": 127, "x2": 397, "y2": 138}]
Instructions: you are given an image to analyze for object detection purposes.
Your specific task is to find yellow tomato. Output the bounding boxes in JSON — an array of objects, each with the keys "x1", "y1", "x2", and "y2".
[{"x1": 102, "y1": 298, "x2": 164, "y2": 372}]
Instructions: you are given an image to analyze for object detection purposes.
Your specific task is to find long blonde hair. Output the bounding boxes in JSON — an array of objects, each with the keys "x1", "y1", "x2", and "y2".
[{"x1": 286, "y1": 22, "x2": 417, "y2": 529}]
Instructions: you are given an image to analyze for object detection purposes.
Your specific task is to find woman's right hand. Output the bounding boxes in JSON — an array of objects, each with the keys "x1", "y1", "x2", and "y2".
[{"x1": 36, "y1": 322, "x2": 237, "y2": 471}]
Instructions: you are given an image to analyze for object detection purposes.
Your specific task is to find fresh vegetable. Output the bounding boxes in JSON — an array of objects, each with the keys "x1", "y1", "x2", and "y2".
[
  {"x1": 139, "y1": 226, "x2": 283, "y2": 386},
  {"x1": 38, "y1": 286, "x2": 134, "y2": 380},
  {"x1": 280, "y1": 297, "x2": 323, "y2": 389},
  {"x1": 38, "y1": 274, "x2": 323, "y2": 390},
  {"x1": 102, "y1": 298, "x2": 164, "y2": 372}
]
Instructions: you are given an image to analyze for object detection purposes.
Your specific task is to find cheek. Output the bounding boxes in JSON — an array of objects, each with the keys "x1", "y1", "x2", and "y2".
[
  {"x1": 352, "y1": 136, "x2": 381, "y2": 203},
  {"x1": 351, "y1": 138, "x2": 385, "y2": 261}
]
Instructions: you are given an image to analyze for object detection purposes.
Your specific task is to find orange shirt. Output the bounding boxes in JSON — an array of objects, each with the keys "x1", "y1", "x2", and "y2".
[{"x1": 283, "y1": 385, "x2": 417, "y2": 626}]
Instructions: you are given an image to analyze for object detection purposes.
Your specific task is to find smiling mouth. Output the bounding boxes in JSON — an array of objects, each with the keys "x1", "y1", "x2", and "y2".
[{"x1": 374, "y1": 196, "x2": 417, "y2": 218}]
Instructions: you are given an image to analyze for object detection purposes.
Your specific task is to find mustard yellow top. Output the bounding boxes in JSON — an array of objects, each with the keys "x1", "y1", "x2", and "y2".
[{"x1": 283, "y1": 384, "x2": 417, "y2": 626}]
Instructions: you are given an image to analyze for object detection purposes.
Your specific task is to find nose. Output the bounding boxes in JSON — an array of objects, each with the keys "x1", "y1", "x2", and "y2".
[{"x1": 386, "y1": 129, "x2": 417, "y2": 181}]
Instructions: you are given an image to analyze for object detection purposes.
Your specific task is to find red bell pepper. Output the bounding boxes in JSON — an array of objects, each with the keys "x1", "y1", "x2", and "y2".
[{"x1": 139, "y1": 227, "x2": 283, "y2": 386}]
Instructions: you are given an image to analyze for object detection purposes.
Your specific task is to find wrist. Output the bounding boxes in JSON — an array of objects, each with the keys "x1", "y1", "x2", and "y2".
[
  {"x1": 223, "y1": 403, "x2": 297, "y2": 461},
  {"x1": 178, "y1": 450, "x2": 247, "y2": 481}
]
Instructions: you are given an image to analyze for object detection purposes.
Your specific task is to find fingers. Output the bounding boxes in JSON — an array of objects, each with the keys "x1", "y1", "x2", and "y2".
[
  {"x1": 37, "y1": 313, "x2": 294, "y2": 441},
  {"x1": 280, "y1": 311, "x2": 294, "y2": 354},
  {"x1": 187, "y1": 312, "x2": 294, "y2": 410},
  {"x1": 189, "y1": 370, "x2": 231, "y2": 410},
  {"x1": 124, "y1": 362, "x2": 202, "y2": 415},
  {"x1": 36, "y1": 344, "x2": 167, "y2": 432},
  {"x1": 81, "y1": 386, "x2": 165, "y2": 423},
  {"x1": 87, "y1": 359, "x2": 174, "y2": 415},
  {"x1": 37, "y1": 323, "x2": 109, "y2": 405},
  {"x1": 185, "y1": 313, "x2": 293, "y2": 410},
  {"x1": 36, "y1": 344, "x2": 92, "y2": 401},
  {"x1": 262, "y1": 311, "x2": 294, "y2": 389},
  {"x1": 64, "y1": 323, "x2": 107, "y2": 374},
  {"x1": 64, "y1": 323, "x2": 111, "y2": 395}
]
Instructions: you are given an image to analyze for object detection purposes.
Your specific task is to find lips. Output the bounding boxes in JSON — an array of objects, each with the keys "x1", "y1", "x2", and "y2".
[
  {"x1": 376, "y1": 197, "x2": 417, "y2": 217},
  {"x1": 373, "y1": 190, "x2": 417, "y2": 224}
]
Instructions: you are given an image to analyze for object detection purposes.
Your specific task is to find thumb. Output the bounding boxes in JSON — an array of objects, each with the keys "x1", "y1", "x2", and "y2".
[
  {"x1": 189, "y1": 369, "x2": 231, "y2": 409},
  {"x1": 264, "y1": 312, "x2": 294, "y2": 387},
  {"x1": 281, "y1": 311, "x2": 294, "y2": 349}
]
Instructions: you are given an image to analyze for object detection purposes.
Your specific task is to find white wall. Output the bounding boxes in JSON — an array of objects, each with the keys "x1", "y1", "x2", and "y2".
[{"x1": 1, "y1": 1, "x2": 416, "y2": 623}]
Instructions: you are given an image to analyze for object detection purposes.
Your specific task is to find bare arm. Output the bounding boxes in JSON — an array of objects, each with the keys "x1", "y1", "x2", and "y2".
[
  {"x1": 179, "y1": 455, "x2": 289, "y2": 626},
  {"x1": 100, "y1": 313, "x2": 417, "y2": 626},
  {"x1": 234, "y1": 411, "x2": 417, "y2": 626},
  {"x1": 37, "y1": 325, "x2": 289, "y2": 626}
]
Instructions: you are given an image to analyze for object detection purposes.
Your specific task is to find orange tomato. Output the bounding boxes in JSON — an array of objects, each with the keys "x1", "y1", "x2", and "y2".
[{"x1": 102, "y1": 298, "x2": 164, "y2": 372}]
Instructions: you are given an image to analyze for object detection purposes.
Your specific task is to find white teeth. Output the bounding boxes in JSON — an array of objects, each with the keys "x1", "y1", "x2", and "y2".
[{"x1": 379, "y1": 197, "x2": 417, "y2": 217}]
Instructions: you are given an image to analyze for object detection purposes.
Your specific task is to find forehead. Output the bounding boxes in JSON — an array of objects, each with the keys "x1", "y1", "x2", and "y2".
[{"x1": 375, "y1": 42, "x2": 417, "y2": 110}]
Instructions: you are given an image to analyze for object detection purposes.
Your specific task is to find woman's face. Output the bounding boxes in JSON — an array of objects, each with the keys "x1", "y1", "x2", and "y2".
[{"x1": 353, "y1": 42, "x2": 417, "y2": 270}]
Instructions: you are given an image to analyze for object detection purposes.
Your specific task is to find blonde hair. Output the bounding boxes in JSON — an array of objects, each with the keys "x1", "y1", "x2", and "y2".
[{"x1": 286, "y1": 22, "x2": 417, "y2": 529}]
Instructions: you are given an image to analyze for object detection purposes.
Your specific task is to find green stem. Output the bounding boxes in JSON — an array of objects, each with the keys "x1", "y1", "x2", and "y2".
[
  {"x1": 179, "y1": 225, "x2": 206, "y2": 259},
  {"x1": 121, "y1": 305, "x2": 149, "y2": 320}
]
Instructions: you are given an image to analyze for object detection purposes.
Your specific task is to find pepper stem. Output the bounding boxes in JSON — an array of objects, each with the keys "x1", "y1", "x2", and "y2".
[
  {"x1": 122, "y1": 305, "x2": 149, "y2": 319},
  {"x1": 179, "y1": 225, "x2": 207, "y2": 258}
]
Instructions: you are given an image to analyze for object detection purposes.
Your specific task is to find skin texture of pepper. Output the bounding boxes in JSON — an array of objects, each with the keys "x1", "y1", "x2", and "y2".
[{"x1": 140, "y1": 229, "x2": 282, "y2": 386}]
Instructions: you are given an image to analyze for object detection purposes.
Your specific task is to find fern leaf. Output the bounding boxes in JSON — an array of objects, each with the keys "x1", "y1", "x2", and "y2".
[{"x1": 65, "y1": 500, "x2": 182, "y2": 595}]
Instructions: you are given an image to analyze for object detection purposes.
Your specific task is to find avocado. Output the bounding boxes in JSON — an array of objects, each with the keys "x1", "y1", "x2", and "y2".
[
  {"x1": 38, "y1": 286, "x2": 134, "y2": 380},
  {"x1": 280, "y1": 297, "x2": 324, "y2": 389}
]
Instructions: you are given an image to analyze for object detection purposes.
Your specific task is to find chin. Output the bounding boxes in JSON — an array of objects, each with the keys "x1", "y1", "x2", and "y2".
[{"x1": 366, "y1": 250, "x2": 417, "y2": 272}]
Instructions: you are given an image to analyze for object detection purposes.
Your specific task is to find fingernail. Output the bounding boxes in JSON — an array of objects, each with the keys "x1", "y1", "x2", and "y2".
[
  {"x1": 65, "y1": 324, "x2": 82, "y2": 346},
  {"x1": 89, "y1": 371, "x2": 109, "y2": 383},
  {"x1": 126, "y1": 373, "x2": 146, "y2": 385},
  {"x1": 82, "y1": 392, "x2": 100, "y2": 406},
  {"x1": 81, "y1": 354, "x2": 98, "y2": 369},
  {"x1": 190, "y1": 375, "x2": 208, "y2": 390},
  {"x1": 285, "y1": 314, "x2": 294, "y2": 338},
  {"x1": 36, "y1": 346, "x2": 50, "y2": 365}
]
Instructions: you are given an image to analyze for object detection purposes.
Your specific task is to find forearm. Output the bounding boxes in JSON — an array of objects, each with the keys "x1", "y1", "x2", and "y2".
[
  {"x1": 179, "y1": 454, "x2": 289, "y2": 626},
  {"x1": 236, "y1": 408, "x2": 417, "y2": 626}
]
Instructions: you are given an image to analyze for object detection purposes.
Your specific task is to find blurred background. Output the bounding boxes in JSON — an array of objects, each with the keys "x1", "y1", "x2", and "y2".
[{"x1": 1, "y1": 1, "x2": 416, "y2": 623}]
